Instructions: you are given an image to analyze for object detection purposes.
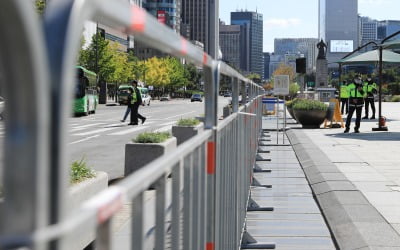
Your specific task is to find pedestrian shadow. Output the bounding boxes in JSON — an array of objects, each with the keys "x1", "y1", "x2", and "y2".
[{"x1": 326, "y1": 131, "x2": 400, "y2": 141}]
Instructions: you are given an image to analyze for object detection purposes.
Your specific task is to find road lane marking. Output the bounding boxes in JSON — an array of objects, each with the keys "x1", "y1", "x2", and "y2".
[
  {"x1": 160, "y1": 121, "x2": 177, "y2": 126},
  {"x1": 70, "y1": 123, "x2": 106, "y2": 132},
  {"x1": 163, "y1": 111, "x2": 196, "y2": 120},
  {"x1": 108, "y1": 125, "x2": 149, "y2": 135},
  {"x1": 154, "y1": 125, "x2": 173, "y2": 133},
  {"x1": 73, "y1": 127, "x2": 121, "y2": 136},
  {"x1": 69, "y1": 135, "x2": 100, "y2": 145}
]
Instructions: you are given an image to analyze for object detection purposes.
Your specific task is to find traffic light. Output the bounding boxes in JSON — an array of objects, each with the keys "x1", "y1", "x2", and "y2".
[{"x1": 296, "y1": 58, "x2": 306, "y2": 74}]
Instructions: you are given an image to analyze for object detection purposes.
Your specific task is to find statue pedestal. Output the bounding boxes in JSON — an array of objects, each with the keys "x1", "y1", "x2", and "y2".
[{"x1": 316, "y1": 58, "x2": 328, "y2": 88}]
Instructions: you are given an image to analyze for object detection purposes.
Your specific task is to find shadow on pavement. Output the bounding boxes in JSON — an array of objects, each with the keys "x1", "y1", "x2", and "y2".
[{"x1": 325, "y1": 131, "x2": 400, "y2": 141}]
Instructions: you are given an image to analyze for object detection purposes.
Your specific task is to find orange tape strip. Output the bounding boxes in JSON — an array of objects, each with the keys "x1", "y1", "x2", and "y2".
[
  {"x1": 206, "y1": 242, "x2": 215, "y2": 250},
  {"x1": 97, "y1": 193, "x2": 123, "y2": 223},
  {"x1": 207, "y1": 142, "x2": 215, "y2": 174},
  {"x1": 131, "y1": 5, "x2": 146, "y2": 32},
  {"x1": 203, "y1": 53, "x2": 208, "y2": 65},
  {"x1": 180, "y1": 38, "x2": 188, "y2": 55}
]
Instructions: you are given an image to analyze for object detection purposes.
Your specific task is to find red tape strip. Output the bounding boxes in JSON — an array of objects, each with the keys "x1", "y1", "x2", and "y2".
[
  {"x1": 206, "y1": 242, "x2": 215, "y2": 250},
  {"x1": 207, "y1": 142, "x2": 215, "y2": 175},
  {"x1": 131, "y1": 5, "x2": 146, "y2": 32}
]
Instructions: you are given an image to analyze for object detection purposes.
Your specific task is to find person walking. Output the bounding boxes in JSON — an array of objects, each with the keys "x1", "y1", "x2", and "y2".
[
  {"x1": 344, "y1": 75, "x2": 365, "y2": 133},
  {"x1": 362, "y1": 75, "x2": 377, "y2": 120},
  {"x1": 120, "y1": 89, "x2": 132, "y2": 122},
  {"x1": 129, "y1": 80, "x2": 146, "y2": 125},
  {"x1": 340, "y1": 80, "x2": 349, "y2": 115}
]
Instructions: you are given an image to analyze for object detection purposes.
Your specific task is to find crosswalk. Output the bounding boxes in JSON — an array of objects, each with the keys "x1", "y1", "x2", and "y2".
[{"x1": 0, "y1": 119, "x2": 178, "y2": 141}]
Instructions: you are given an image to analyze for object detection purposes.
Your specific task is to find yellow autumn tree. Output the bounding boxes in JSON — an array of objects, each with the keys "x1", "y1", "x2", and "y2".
[
  {"x1": 144, "y1": 57, "x2": 170, "y2": 89},
  {"x1": 272, "y1": 63, "x2": 296, "y2": 83}
]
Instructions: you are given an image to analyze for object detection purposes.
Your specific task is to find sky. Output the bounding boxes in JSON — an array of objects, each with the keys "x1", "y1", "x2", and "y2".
[{"x1": 219, "y1": 0, "x2": 400, "y2": 53}]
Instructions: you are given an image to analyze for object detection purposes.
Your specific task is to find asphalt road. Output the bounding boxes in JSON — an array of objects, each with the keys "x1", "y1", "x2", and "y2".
[{"x1": 66, "y1": 97, "x2": 229, "y2": 180}]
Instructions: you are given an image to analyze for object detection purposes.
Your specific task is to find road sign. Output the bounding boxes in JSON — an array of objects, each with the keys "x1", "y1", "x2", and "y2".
[{"x1": 274, "y1": 75, "x2": 290, "y2": 96}]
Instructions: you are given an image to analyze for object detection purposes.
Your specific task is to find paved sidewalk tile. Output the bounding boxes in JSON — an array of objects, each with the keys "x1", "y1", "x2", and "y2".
[{"x1": 245, "y1": 122, "x2": 336, "y2": 250}]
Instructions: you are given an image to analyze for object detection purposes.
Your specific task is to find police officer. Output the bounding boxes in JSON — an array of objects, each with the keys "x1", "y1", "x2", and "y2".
[
  {"x1": 128, "y1": 80, "x2": 146, "y2": 125},
  {"x1": 340, "y1": 80, "x2": 349, "y2": 115},
  {"x1": 344, "y1": 75, "x2": 365, "y2": 133},
  {"x1": 362, "y1": 75, "x2": 377, "y2": 120}
]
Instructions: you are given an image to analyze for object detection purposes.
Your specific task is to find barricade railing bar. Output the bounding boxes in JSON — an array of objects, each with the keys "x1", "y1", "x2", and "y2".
[{"x1": 0, "y1": 0, "x2": 265, "y2": 249}]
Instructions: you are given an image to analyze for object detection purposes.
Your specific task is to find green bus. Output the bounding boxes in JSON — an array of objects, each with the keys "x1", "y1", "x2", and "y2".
[{"x1": 74, "y1": 66, "x2": 98, "y2": 115}]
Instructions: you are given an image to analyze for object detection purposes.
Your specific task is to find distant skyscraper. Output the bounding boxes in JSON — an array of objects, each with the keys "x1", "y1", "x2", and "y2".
[
  {"x1": 219, "y1": 21, "x2": 250, "y2": 72},
  {"x1": 219, "y1": 23, "x2": 241, "y2": 70},
  {"x1": 319, "y1": 0, "x2": 358, "y2": 66},
  {"x1": 134, "y1": 0, "x2": 180, "y2": 59},
  {"x1": 359, "y1": 16, "x2": 378, "y2": 48},
  {"x1": 269, "y1": 53, "x2": 284, "y2": 78},
  {"x1": 144, "y1": 0, "x2": 180, "y2": 32},
  {"x1": 231, "y1": 11, "x2": 263, "y2": 77},
  {"x1": 263, "y1": 52, "x2": 271, "y2": 79},
  {"x1": 274, "y1": 38, "x2": 318, "y2": 72},
  {"x1": 378, "y1": 20, "x2": 400, "y2": 41},
  {"x1": 181, "y1": 0, "x2": 209, "y2": 51}
]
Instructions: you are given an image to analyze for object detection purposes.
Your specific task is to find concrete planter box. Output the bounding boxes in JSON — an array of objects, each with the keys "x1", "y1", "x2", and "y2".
[
  {"x1": 172, "y1": 123, "x2": 203, "y2": 145},
  {"x1": 293, "y1": 109, "x2": 327, "y2": 129},
  {"x1": 124, "y1": 137, "x2": 177, "y2": 176},
  {"x1": 68, "y1": 171, "x2": 108, "y2": 250},
  {"x1": 223, "y1": 105, "x2": 232, "y2": 118}
]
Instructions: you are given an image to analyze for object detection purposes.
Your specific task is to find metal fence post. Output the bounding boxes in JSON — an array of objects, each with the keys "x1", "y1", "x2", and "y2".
[
  {"x1": 0, "y1": 1, "x2": 50, "y2": 249},
  {"x1": 232, "y1": 77, "x2": 239, "y2": 113}
]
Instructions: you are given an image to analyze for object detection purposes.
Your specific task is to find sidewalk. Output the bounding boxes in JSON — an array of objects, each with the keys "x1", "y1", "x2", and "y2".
[
  {"x1": 286, "y1": 102, "x2": 400, "y2": 249},
  {"x1": 243, "y1": 116, "x2": 336, "y2": 250}
]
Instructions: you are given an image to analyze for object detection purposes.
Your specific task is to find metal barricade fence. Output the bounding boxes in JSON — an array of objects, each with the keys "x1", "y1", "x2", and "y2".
[{"x1": 0, "y1": 0, "x2": 264, "y2": 249}]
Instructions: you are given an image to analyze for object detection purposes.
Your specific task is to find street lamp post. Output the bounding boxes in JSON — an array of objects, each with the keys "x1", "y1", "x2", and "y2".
[{"x1": 372, "y1": 30, "x2": 400, "y2": 131}]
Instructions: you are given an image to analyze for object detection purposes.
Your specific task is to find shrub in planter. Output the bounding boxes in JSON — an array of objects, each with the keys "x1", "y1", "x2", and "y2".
[
  {"x1": 70, "y1": 158, "x2": 96, "y2": 184},
  {"x1": 173, "y1": 118, "x2": 203, "y2": 145},
  {"x1": 293, "y1": 99, "x2": 328, "y2": 128},
  {"x1": 390, "y1": 95, "x2": 400, "y2": 102},
  {"x1": 125, "y1": 132, "x2": 177, "y2": 175}
]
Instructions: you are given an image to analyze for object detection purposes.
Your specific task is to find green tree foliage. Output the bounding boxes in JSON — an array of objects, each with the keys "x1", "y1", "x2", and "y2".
[
  {"x1": 78, "y1": 35, "x2": 202, "y2": 94},
  {"x1": 35, "y1": 0, "x2": 46, "y2": 15},
  {"x1": 289, "y1": 83, "x2": 300, "y2": 98},
  {"x1": 246, "y1": 73, "x2": 262, "y2": 83}
]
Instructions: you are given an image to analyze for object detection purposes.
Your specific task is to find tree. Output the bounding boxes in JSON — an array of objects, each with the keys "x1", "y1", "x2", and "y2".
[
  {"x1": 272, "y1": 63, "x2": 296, "y2": 83},
  {"x1": 79, "y1": 34, "x2": 115, "y2": 82},
  {"x1": 183, "y1": 64, "x2": 202, "y2": 90},
  {"x1": 246, "y1": 73, "x2": 262, "y2": 83},
  {"x1": 35, "y1": 0, "x2": 46, "y2": 15},
  {"x1": 165, "y1": 57, "x2": 186, "y2": 90}
]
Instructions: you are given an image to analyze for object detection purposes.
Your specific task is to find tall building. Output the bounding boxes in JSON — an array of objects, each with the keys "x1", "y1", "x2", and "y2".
[
  {"x1": 219, "y1": 23, "x2": 241, "y2": 70},
  {"x1": 231, "y1": 11, "x2": 263, "y2": 77},
  {"x1": 378, "y1": 20, "x2": 400, "y2": 41},
  {"x1": 319, "y1": 0, "x2": 358, "y2": 67},
  {"x1": 83, "y1": 0, "x2": 143, "y2": 51},
  {"x1": 359, "y1": 16, "x2": 379, "y2": 49},
  {"x1": 181, "y1": 0, "x2": 209, "y2": 51},
  {"x1": 145, "y1": 0, "x2": 180, "y2": 32},
  {"x1": 134, "y1": 0, "x2": 181, "y2": 59},
  {"x1": 263, "y1": 52, "x2": 271, "y2": 80},
  {"x1": 219, "y1": 21, "x2": 250, "y2": 72},
  {"x1": 274, "y1": 38, "x2": 318, "y2": 72},
  {"x1": 269, "y1": 53, "x2": 284, "y2": 78}
]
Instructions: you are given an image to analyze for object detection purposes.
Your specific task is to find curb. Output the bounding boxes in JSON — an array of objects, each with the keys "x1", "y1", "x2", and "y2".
[{"x1": 286, "y1": 129, "x2": 400, "y2": 250}]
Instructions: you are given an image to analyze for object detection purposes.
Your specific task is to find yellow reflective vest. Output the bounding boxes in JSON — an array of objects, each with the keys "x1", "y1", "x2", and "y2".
[{"x1": 340, "y1": 85, "x2": 349, "y2": 98}]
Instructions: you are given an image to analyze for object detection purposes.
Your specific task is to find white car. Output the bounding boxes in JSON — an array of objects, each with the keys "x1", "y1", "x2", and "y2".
[{"x1": 141, "y1": 94, "x2": 151, "y2": 106}]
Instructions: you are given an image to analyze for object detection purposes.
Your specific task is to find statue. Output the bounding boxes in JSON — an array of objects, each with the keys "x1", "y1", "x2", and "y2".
[{"x1": 317, "y1": 39, "x2": 327, "y2": 59}]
